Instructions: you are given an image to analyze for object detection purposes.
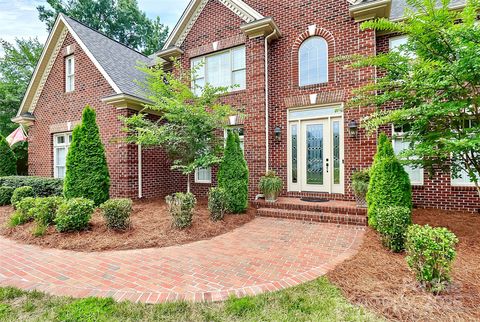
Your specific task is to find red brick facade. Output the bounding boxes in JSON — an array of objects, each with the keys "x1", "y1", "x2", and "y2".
[{"x1": 26, "y1": 0, "x2": 479, "y2": 212}]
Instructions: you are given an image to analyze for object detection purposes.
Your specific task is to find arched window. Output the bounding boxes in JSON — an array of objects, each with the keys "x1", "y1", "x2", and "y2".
[{"x1": 299, "y1": 36, "x2": 328, "y2": 86}]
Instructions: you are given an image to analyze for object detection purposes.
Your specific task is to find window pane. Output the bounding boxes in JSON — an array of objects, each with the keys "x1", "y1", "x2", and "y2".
[
  {"x1": 393, "y1": 138, "x2": 423, "y2": 184},
  {"x1": 206, "y1": 51, "x2": 230, "y2": 87},
  {"x1": 56, "y1": 136, "x2": 65, "y2": 145},
  {"x1": 193, "y1": 77, "x2": 205, "y2": 95},
  {"x1": 56, "y1": 147, "x2": 66, "y2": 167},
  {"x1": 57, "y1": 166, "x2": 66, "y2": 179},
  {"x1": 232, "y1": 47, "x2": 245, "y2": 70},
  {"x1": 191, "y1": 57, "x2": 205, "y2": 78},
  {"x1": 291, "y1": 124, "x2": 298, "y2": 183},
  {"x1": 197, "y1": 167, "x2": 211, "y2": 182},
  {"x1": 332, "y1": 121, "x2": 340, "y2": 185},
  {"x1": 299, "y1": 37, "x2": 328, "y2": 86},
  {"x1": 451, "y1": 157, "x2": 475, "y2": 185},
  {"x1": 232, "y1": 70, "x2": 246, "y2": 89}
]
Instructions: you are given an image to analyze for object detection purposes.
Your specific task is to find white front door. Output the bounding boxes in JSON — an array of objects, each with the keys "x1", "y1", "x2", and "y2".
[{"x1": 288, "y1": 107, "x2": 344, "y2": 194}]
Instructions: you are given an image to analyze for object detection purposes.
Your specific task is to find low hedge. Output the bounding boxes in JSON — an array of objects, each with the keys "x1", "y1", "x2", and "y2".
[
  {"x1": 0, "y1": 186, "x2": 14, "y2": 206},
  {"x1": 11, "y1": 186, "x2": 35, "y2": 208},
  {"x1": 55, "y1": 198, "x2": 95, "y2": 232},
  {"x1": 376, "y1": 206, "x2": 412, "y2": 252},
  {"x1": 0, "y1": 176, "x2": 63, "y2": 197},
  {"x1": 100, "y1": 198, "x2": 132, "y2": 230},
  {"x1": 9, "y1": 197, "x2": 36, "y2": 226}
]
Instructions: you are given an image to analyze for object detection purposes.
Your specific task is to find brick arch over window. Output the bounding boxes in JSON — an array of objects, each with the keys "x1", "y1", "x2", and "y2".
[{"x1": 291, "y1": 27, "x2": 336, "y2": 88}]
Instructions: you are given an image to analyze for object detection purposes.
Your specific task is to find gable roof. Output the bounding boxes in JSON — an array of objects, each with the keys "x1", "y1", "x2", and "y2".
[
  {"x1": 162, "y1": 0, "x2": 265, "y2": 50},
  {"x1": 16, "y1": 14, "x2": 151, "y2": 118}
]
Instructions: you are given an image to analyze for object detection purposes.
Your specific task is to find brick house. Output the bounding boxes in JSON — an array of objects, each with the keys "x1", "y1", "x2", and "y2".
[{"x1": 13, "y1": 0, "x2": 479, "y2": 212}]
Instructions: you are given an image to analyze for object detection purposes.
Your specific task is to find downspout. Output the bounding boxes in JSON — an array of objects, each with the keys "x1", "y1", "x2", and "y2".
[
  {"x1": 138, "y1": 144, "x2": 143, "y2": 198},
  {"x1": 264, "y1": 29, "x2": 278, "y2": 173}
]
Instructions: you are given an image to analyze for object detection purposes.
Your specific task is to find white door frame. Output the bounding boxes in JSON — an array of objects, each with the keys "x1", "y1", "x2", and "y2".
[{"x1": 287, "y1": 104, "x2": 344, "y2": 194}]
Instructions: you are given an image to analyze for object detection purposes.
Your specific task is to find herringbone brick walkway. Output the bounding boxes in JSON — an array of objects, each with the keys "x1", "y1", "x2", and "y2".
[{"x1": 0, "y1": 217, "x2": 364, "y2": 303}]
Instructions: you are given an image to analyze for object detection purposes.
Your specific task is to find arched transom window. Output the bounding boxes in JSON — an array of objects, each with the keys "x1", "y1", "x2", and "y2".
[{"x1": 299, "y1": 36, "x2": 328, "y2": 86}]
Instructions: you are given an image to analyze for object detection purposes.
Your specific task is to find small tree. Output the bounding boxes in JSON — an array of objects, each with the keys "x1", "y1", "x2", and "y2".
[
  {"x1": 121, "y1": 61, "x2": 235, "y2": 193},
  {"x1": 64, "y1": 106, "x2": 110, "y2": 205},
  {"x1": 0, "y1": 134, "x2": 16, "y2": 176},
  {"x1": 347, "y1": 0, "x2": 480, "y2": 197},
  {"x1": 218, "y1": 131, "x2": 249, "y2": 213},
  {"x1": 367, "y1": 133, "x2": 412, "y2": 228}
]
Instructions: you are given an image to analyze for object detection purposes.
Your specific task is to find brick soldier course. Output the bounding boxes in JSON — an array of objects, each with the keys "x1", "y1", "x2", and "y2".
[{"x1": 13, "y1": 0, "x2": 478, "y2": 212}]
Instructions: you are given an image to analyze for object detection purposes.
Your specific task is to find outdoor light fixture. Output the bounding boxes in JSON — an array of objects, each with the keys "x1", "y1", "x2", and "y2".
[
  {"x1": 348, "y1": 119, "x2": 358, "y2": 138},
  {"x1": 274, "y1": 126, "x2": 282, "y2": 141}
]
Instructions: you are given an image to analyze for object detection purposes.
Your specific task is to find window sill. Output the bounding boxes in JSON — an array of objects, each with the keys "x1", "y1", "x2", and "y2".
[
  {"x1": 298, "y1": 82, "x2": 329, "y2": 90},
  {"x1": 194, "y1": 181, "x2": 212, "y2": 184}
]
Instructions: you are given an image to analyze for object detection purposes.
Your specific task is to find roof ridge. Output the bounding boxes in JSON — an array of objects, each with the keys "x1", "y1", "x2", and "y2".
[{"x1": 60, "y1": 13, "x2": 150, "y2": 58}]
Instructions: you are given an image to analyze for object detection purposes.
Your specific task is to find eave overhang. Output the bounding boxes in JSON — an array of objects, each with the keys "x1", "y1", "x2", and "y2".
[
  {"x1": 155, "y1": 46, "x2": 184, "y2": 63},
  {"x1": 349, "y1": 0, "x2": 392, "y2": 22},
  {"x1": 240, "y1": 17, "x2": 282, "y2": 41},
  {"x1": 101, "y1": 93, "x2": 161, "y2": 116},
  {"x1": 12, "y1": 113, "x2": 35, "y2": 126}
]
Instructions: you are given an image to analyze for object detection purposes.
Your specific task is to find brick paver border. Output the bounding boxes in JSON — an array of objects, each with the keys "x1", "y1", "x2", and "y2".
[{"x1": 0, "y1": 218, "x2": 365, "y2": 303}]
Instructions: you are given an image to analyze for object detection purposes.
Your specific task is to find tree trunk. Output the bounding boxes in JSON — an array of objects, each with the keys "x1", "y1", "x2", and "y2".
[{"x1": 187, "y1": 173, "x2": 191, "y2": 193}]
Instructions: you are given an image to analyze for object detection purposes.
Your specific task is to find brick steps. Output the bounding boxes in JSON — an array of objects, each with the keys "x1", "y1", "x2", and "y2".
[{"x1": 256, "y1": 207, "x2": 367, "y2": 226}]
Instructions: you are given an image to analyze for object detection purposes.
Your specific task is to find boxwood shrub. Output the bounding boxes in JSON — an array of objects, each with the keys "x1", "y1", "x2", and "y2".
[
  {"x1": 11, "y1": 186, "x2": 35, "y2": 209},
  {"x1": 166, "y1": 192, "x2": 196, "y2": 229},
  {"x1": 208, "y1": 187, "x2": 228, "y2": 221},
  {"x1": 100, "y1": 198, "x2": 132, "y2": 230},
  {"x1": 0, "y1": 186, "x2": 14, "y2": 206},
  {"x1": 0, "y1": 176, "x2": 63, "y2": 197},
  {"x1": 376, "y1": 206, "x2": 412, "y2": 252},
  {"x1": 405, "y1": 224, "x2": 459, "y2": 293},
  {"x1": 33, "y1": 196, "x2": 64, "y2": 226},
  {"x1": 8, "y1": 197, "x2": 36, "y2": 226},
  {"x1": 55, "y1": 198, "x2": 95, "y2": 232}
]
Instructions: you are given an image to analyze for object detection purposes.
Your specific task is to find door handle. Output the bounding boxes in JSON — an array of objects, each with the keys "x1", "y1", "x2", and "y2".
[{"x1": 326, "y1": 158, "x2": 329, "y2": 173}]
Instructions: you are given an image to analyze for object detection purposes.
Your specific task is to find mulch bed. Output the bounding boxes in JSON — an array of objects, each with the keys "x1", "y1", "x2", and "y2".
[
  {"x1": 327, "y1": 208, "x2": 480, "y2": 321},
  {"x1": 0, "y1": 198, "x2": 255, "y2": 252}
]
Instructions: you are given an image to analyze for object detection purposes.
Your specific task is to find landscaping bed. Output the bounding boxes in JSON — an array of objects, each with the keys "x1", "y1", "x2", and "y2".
[
  {"x1": 327, "y1": 208, "x2": 480, "y2": 321},
  {"x1": 0, "y1": 198, "x2": 255, "y2": 252}
]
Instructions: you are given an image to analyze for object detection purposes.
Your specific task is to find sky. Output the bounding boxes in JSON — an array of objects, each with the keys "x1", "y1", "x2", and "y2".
[{"x1": 0, "y1": 0, "x2": 190, "y2": 55}]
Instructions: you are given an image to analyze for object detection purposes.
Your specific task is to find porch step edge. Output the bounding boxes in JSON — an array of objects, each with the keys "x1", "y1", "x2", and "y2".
[{"x1": 256, "y1": 208, "x2": 367, "y2": 226}]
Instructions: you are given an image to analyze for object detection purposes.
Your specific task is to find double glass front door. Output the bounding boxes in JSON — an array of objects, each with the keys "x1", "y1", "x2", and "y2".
[{"x1": 289, "y1": 113, "x2": 344, "y2": 194}]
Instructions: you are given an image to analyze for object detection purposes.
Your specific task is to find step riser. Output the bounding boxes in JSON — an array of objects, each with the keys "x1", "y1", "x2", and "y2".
[
  {"x1": 256, "y1": 209, "x2": 367, "y2": 226},
  {"x1": 253, "y1": 201, "x2": 367, "y2": 216}
]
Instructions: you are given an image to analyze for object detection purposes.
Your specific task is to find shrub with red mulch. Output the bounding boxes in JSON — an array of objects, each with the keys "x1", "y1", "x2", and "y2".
[
  {"x1": 0, "y1": 198, "x2": 255, "y2": 252},
  {"x1": 327, "y1": 208, "x2": 480, "y2": 321}
]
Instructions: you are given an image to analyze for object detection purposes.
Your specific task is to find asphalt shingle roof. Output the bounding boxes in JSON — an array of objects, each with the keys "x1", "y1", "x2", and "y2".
[
  {"x1": 391, "y1": 0, "x2": 466, "y2": 20},
  {"x1": 62, "y1": 15, "x2": 152, "y2": 99}
]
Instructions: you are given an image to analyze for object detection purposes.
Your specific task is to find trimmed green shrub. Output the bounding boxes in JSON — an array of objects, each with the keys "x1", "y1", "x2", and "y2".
[
  {"x1": 0, "y1": 176, "x2": 63, "y2": 197},
  {"x1": 208, "y1": 187, "x2": 228, "y2": 221},
  {"x1": 351, "y1": 169, "x2": 370, "y2": 207},
  {"x1": 258, "y1": 171, "x2": 283, "y2": 202},
  {"x1": 33, "y1": 196, "x2": 64, "y2": 226},
  {"x1": 0, "y1": 134, "x2": 16, "y2": 177},
  {"x1": 166, "y1": 192, "x2": 196, "y2": 229},
  {"x1": 11, "y1": 186, "x2": 34, "y2": 209},
  {"x1": 8, "y1": 197, "x2": 36, "y2": 226},
  {"x1": 406, "y1": 225, "x2": 458, "y2": 293},
  {"x1": 367, "y1": 133, "x2": 412, "y2": 228},
  {"x1": 0, "y1": 186, "x2": 14, "y2": 206},
  {"x1": 55, "y1": 198, "x2": 95, "y2": 232},
  {"x1": 100, "y1": 198, "x2": 132, "y2": 230},
  {"x1": 376, "y1": 206, "x2": 412, "y2": 252},
  {"x1": 64, "y1": 106, "x2": 110, "y2": 206},
  {"x1": 218, "y1": 131, "x2": 249, "y2": 213}
]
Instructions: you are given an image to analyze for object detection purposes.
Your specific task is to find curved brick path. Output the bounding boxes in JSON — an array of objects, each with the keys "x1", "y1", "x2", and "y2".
[{"x1": 0, "y1": 218, "x2": 364, "y2": 303}]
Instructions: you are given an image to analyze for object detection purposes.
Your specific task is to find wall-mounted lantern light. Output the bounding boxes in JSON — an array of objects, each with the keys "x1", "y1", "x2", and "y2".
[
  {"x1": 274, "y1": 126, "x2": 282, "y2": 141},
  {"x1": 348, "y1": 119, "x2": 358, "y2": 138}
]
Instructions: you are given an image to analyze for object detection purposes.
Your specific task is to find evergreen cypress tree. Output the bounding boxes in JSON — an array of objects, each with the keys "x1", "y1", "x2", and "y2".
[
  {"x1": 64, "y1": 106, "x2": 110, "y2": 205},
  {"x1": 367, "y1": 132, "x2": 412, "y2": 228},
  {"x1": 0, "y1": 134, "x2": 16, "y2": 176},
  {"x1": 218, "y1": 131, "x2": 249, "y2": 213}
]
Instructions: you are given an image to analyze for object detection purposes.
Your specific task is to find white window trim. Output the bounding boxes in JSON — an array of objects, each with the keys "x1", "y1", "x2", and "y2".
[
  {"x1": 191, "y1": 45, "x2": 246, "y2": 94},
  {"x1": 450, "y1": 156, "x2": 477, "y2": 187},
  {"x1": 65, "y1": 55, "x2": 75, "y2": 92},
  {"x1": 53, "y1": 132, "x2": 72, "y2": 179},
  {"x1": 195, "y1": 167, "x2": 212, "y2": 184},
  {"x1": 298, "y1": 36, "x2": 329, "y2": 87},
  {"x1": 391, "y1": 125, "x2": 424, "y2": 186}
]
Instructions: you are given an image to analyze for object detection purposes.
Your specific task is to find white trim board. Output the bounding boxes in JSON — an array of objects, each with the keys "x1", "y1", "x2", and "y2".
[{"x1": 162, "y1": 0, "x2": 264, "y2": 49}]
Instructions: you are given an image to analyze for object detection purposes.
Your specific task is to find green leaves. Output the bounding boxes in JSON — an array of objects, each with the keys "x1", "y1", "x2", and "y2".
[
  {"x1": 64, "y1": 106, "x2": 110, "y2": 206},
  {"x1": 405, "y1": 224, "x2": 459, "y2": 293},
  {"x1": 0, "y1": 134, "x2": 16, "y2": 176},
  {"x1": 36, "y1": 0, "x2": 168, "y2": 55},
  {"x1": 348, "y1": 0, "x2": 480, "y2": 195},
  {"x1": 55, "y1": 197, "x2": 95, "y2": 232}
]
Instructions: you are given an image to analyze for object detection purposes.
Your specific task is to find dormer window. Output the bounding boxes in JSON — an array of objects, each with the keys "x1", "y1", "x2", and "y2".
[
  {"x1": 65, "y1": 55, "x2": 75, "y2": 92},
  {"x1": 299, "y1": 37, "x2": 328, "y2": 87}
]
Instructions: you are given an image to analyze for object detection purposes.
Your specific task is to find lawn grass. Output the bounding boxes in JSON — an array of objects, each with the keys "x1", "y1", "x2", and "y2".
[{"x1": 0, "y1": 277, "x2": 383, "y2": 321}]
